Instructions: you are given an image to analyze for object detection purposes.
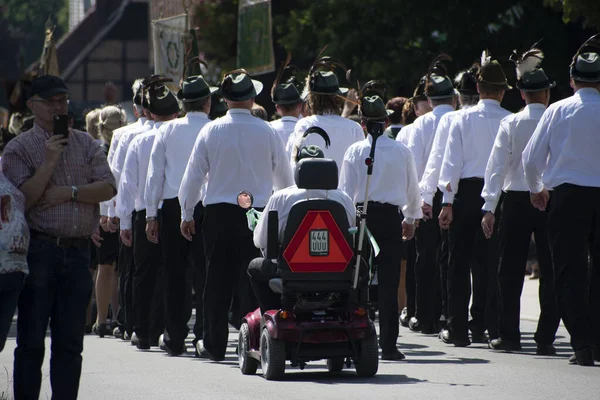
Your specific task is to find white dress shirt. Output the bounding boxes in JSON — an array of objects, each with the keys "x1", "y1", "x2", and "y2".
[
  {"x1": 482, "y1": 103, "x2": 546, "y2": 212},
  {"x1": 287, "y1": 114, "x2": 364, "y2": 173},
  {"x1": 419, "y1": 110, "x2": 465, "y2": 205},
  {"x1": 270, "y1": 116, "x2": 298, "y2": 157},
  {"x1": 407, "y1": 104, "x2": 455, "y2": 181},
  {"x1": 145, "y1": 112, "x2": 210, "y2": 218},
  {"x1": 178, "y1": 108, "x2": 294, "y2": 221},
  {"x1": 523, "y1": 88, "x2": 600, "y2": 193},
  {"x1": 117, "y1": 122, "x2": 166, "y2": 229},
  {"x1": 395, "y1": 123, "x2": 414, "y2": 147},
  {"x1": 439, "y1": 99, "x2": 512, "y2": 203},
  {"x1": 253, "y1": 186, "x2": 356, "y2": 250},
  {"x1": 339, "y1": 135, "x2": 423, "y2": 222}
]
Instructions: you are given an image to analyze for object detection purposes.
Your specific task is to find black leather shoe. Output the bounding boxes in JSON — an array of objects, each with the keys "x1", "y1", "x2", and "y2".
[
  {"x1": 381, "y1": 349, "x2": 406, "y2": 361},
  {"x1": 440, "y1": 329, "x2": 471, "y2": 347},
  {"x1": 569, "y1": 348, "x2": 595, "y2": 366},
  {"x1": 471, "y1": 331, "x2": 488, "y2": 344},
  {"x1": 136, "y1": 338, "x2": 151, "y2": 350},
  {"x1": 490, "y1": 338, "x2": 522, "y2": 352},
  {"x1": 594, "y1": 346, "x2": 600, "y2": 362},
  {"x1": 408, "y1": 317, "x2": 421, "y2": 332},
  {"x1": 399, "y1": 307, "x2": 410, "y2": 328},
  {"x1": 536, "y1": 344, "x2": 556, "y2": 356},
  {"x1": 113, "y1": 327, "x2": 123, "y2": 339}
]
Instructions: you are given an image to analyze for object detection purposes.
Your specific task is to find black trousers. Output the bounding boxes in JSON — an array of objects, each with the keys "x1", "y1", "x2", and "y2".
[
  {"x1": 118, "y1": 211, "x2": 135, "y2": 335},
  {"x1": 548, "y1": 184, "x2": 599, "y2": 351},
  {"x1": 439, "y1": 228, "x2": 449, "y2": 326},
  {"x1": 160, "y1": 198, "x2": 194, "y2": 350},
  {"x1": 414, "y1": 189, "x2": 443, "y2": 327},
  {"x1": 361, "y1": 202, "x2": 403, "y2": 353},
  {"x1": 497, "y1": 191, "x2": 560, "y2": 345},
  {"x1": 248, "y1": 257, "x2": 281, "y2": 314},
  {"x1": 191, "y1": 203, "x2": 207, "y2": 344},
  {"x1": 202, "y1": 203, "x2": 259, "y2": 359},
  {"x1": 405, "y1": 238, "x2": 417, "y2": 318},
  {"x1": 447, "y1": 178, "x2": 499, "y2": 340},
  {"x1": 132, "y1": 209, "x2": 164, "y2": 342}
]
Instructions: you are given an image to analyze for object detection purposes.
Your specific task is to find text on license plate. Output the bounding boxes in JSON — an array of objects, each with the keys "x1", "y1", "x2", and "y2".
[{"x1": 309, "y1": 229, "x2": 329, "y2": 256}]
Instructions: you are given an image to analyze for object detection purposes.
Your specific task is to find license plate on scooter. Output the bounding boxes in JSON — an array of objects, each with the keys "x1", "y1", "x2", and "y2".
[{"x1": 309, "y1": 229, "x2": 329, "y2": 256}]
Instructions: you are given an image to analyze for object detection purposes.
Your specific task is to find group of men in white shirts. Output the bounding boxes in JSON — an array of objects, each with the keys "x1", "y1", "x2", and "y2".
[{"x1": 99, "y1": 34, "x2": 600, "y2": 367}]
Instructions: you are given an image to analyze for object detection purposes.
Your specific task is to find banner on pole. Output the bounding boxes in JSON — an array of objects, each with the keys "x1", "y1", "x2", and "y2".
[
  {"x1": 237, "y1": 0, "x2": 275, "y2": 75},
  {"x1": 152, "y1": 14, "x2": 187, "y2": 89}
]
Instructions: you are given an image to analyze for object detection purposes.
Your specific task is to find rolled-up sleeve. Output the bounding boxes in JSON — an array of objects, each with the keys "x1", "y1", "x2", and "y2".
[{"x1": 1, "y1": 141, "x2": 33, "y2": 189}]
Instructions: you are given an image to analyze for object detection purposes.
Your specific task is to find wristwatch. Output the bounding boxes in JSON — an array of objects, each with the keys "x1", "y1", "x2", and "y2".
[
  {"x1": 146, "y1": 216, "x2": 157, "y2": 222},
  {"x1": 441, "y1": 202, "x2": 452, "y2": 207},
  {"x1": 71, "y1": 186, "x2": 78, "y2": 201}
]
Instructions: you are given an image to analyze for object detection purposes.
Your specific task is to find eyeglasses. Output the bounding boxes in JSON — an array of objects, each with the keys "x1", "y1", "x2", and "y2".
[{"x1": 30, "y1": 97, "x2": 70, "y2": 107}]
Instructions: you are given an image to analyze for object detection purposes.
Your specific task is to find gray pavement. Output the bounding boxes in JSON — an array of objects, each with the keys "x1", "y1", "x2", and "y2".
[{"x1": 0, "y1": 279, "x2": 598, "y2": 400}]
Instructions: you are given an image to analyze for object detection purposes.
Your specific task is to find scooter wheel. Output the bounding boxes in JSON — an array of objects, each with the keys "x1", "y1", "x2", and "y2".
[
  {"x1": 260, "y1": 328, "x2": 286, "y2": 380},
  {"x1": 355, "y1": 334, "x2": 379, "y2": 377},
  {"x1": 239, "y1": 323, "x2": 258, "y2": 375},
  {"x1": 326, "y1": 357, "x2": 345, "y2": 372}
]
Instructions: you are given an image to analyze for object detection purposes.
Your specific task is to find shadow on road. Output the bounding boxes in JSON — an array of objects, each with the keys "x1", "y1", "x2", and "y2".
[
  {"x1": 277, "y1": 372, "x2": 426, "y2": 384},
  {"x1": 403, "y1": 357, "x2": 490, "y2": 365}
]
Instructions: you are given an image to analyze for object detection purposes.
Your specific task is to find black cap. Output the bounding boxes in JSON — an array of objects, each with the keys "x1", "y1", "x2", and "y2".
[{"x1": 28, "y1": 75, "x2": 69, "y2": 100}]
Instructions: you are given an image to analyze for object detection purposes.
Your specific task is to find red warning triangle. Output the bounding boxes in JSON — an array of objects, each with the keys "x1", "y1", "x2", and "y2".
[{"x1": 283, "y1": 211, "x2": 353, "y2": 273}]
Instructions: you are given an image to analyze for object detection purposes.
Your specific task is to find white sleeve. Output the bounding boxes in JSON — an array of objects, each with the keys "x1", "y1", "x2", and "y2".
[
  {"x1": 116, "y1": 142, "x2": 139, "y2": 230},
  {"x1": 253, "y1": 195, "x2": 277, "y2": 249},
  {"x1": 145, "y1": 127, "x2": 168, "y2": 218},
  {"x1": 402, "y1": 148, "x2": 424, "y2": 221},
  {"x1": 407, "y1": 121, "x2": 426, "y2": 181},
  {"x1": 179, "y1": 128, "x2": 209, "y2": 222},
  {"x1": 420, "y1": 115, "x2": 451, "y2": 205},
  {"x1": 523, "y1": 110, "x2": 552, "y2": 194},
  {"x1": 439, "y1": 117, "x2": 464, "y2": 204},
  {"x1": 482, "y1": 120, "x2": 511, "y2": 212},
  {"x1": 271, "y1": 128, "x2": 294, "y2": 191},
  {"x1": 338, "y1": 149, "x2": 358, "y2": 203}
]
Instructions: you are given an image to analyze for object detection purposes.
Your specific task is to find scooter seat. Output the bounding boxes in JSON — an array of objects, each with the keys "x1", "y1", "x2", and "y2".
[{"x1": 269, "y1": 278, "x2": 284, "y2": 294}]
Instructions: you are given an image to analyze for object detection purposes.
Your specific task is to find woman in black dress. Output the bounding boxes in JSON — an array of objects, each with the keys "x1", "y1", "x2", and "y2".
[{"x1": 93, "y1": 106, "x2": 127, "y2": 337}]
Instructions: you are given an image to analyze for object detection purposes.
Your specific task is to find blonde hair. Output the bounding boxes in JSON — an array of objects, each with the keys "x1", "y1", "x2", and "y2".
[
  {"x1": 85, "y1": 109, "x2": 101, "y2": 140},
  {"x1": 98, "y1": 106, "x2": 127, "y2": 144}
]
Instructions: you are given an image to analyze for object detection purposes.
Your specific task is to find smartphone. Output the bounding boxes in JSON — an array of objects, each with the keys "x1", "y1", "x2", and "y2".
[{"x1": 53, "y1": 115, "x2": 69, "y2": 140}]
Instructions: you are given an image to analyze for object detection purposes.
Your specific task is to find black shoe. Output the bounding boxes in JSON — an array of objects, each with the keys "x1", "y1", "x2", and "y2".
[
  {"x1": 93, "y1": 322, "x2": 110, "y2": 338},
  {"x1": 440, "y1": 329, "x2": 471, "y2": 347},
  {"x1": 196, "y1": 342, "x2": 225, "y2": 361},
  {"x1": 471, "y1": 331, "x2": 488, "y2": 344},
  {"x1": 85, "y1": 324, "x2": 93, "y2": 334},
  {"x1": 123, "y1": 331, "x2": 131, "y2": 341},
  {"x1": 113, "y1": 327, "x2": 123, "y2": 339},
  {"x1": 569, "y1": 348, "x2": 595, "y2": 366},
  {"x1": 130, "y1": 332, "x2": 138, "y2": 346},
  {"x1": 136, "y1": 337, "x2": 151, "y2": 350},
  {"x1": 490, "y1": 338, "x2": 522, "y2": 352},
  {"x1": 381, "y1": 349, "x2": 406, "y2": 361},
  {"x1": 536, "y1": 344, "x2": 556, "y2": 356},
  {"x1": 594, "y1": 345, "x2": 600, "y2": 362},
  {"x1": 408, "y1": 317, "x2": 421, "y2": 332},
  {"x1": 399, "y1": 307, "x2": 410, "y2": 328},
  {"x1": 168, "y1": 343, "x2": 186, "y2": 357}
]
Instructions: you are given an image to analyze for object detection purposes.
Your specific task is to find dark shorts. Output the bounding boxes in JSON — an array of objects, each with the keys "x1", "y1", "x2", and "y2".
[{"x1": 97, "y1": 229, "x2": 119, "y2": 266}]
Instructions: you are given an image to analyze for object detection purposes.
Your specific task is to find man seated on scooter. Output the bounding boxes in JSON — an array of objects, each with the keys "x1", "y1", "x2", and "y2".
[{"x1": 248, "y1": 128, "x2": 356, "y2": 314}]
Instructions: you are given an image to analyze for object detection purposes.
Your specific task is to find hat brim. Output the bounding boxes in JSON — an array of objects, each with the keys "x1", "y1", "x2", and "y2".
[
  {"x1": 570, "y1": 73, "x2": 600, "y2": 82},
  {"x1": 222, "y1": 80, "x2": 264, "y2": 102},
  {"x1": 178, "y1": 86, "x2": 220, "y2": 103},
  {"x1": 362, "y1": 109, "x2": 394, "y2": 120},
  {"x1": 427, "y1": 89, "x2": 460, "y2": 100},
  {"x1": 35, "y1": 87, "x2": 69, "y2": 99},
  {"x1": 273, "y1": 98, "x2": 303, "y2": 105},
  {"x1": 310, "y1": 87, "x2": 349, "y2": 96},
  {"x1": 517, "y1": 81, "x2": 557, "y2": 92}
]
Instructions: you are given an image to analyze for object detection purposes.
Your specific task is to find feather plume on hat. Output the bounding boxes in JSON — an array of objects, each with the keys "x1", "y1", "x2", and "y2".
[
  {"x1": 571, "y1": 33, "x2": 600, "y2": 66},
  {"x1": 428, "y1": 54, "x2": 453, "y2": 77},
  {"x1": 509, "y1": 40, "x2": 544, "y2": 79},
  {"x1": 481, "y1": 50, "x2": 491, "y2": 67},
  {"x1": 304, "y1": 44, "x2": 350, "y2": 98}
]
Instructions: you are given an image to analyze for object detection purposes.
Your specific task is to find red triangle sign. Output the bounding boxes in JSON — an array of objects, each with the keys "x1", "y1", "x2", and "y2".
[{"x1": 283, "y1": 210, "x2": 354, "y2": 273}]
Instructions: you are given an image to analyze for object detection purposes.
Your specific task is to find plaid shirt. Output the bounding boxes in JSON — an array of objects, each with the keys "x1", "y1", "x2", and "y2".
[{"x1": 1, "y1": 124, "x2": 116, "y2": 237}]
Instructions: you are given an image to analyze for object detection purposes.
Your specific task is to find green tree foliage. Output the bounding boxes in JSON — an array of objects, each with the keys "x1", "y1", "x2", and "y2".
[{"x1": 544, "y1": 0, "x2": 600, "y2": 27}]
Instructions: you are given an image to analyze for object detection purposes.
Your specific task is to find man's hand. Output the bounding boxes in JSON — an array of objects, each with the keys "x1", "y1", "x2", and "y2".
[
  {"x1": 181, "y1": 219, "x2": 195, "y2": 242},
  {"x1": 108, "y1": 217, "x2": 119, "y2": 233},
  {"x1": 439, "y1": 206, "x2": 453, "y2": 230},
  {"x1": 38, "y1": 185, "x2": 71, "y2": 209},
  {"x1": 481, "y1": 212, "x2": 496, "y2": 240},
  {"x1": 402, "y1": 221, "x2": 415, "y2": 241},
  {"x1": 100, "y1": 216, "x2": 110, "y2": 232},
  {"x1": 422, "y1": 201, "x2": 433, "y2": 221},
  {"x1": 45, "y1": 135, "x2": 69, "y2": 166},
  {"x1": 530, "y1": 188, "x2": 549, "y2": 211},
  {"x1": 91, "y1": 231, "x2": 103, "y2": 248},
  {"x1": 341, "y1": 89, "x2": 359, "y2": 118},
  {"x1": 120, "y1": 229, "x2": 133, "y2": 247},
  {"x1": 146, "y1": 220, "x2": 159, "y2": 244}
]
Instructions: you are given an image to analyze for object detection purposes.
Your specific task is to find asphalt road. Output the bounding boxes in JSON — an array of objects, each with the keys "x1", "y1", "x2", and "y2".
[{"x1": 0, "y1": 280, "x2": 598, "y2": 400}]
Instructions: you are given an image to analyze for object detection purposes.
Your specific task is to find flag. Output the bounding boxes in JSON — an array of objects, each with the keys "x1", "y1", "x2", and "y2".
[
  {"x1": 152, "y1": 14, "x2": 187, "y2": 91},
  {"x1": 39, "y1": 24, "x2": 60, "y2": 77},
  {"x1": 237, "y1": 0, "x2": 275, "y2": 75}
]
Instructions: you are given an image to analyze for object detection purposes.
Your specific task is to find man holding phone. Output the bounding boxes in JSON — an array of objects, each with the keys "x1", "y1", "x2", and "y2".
[{"x1": 2, "y1": 75, "x2": 117, "y2": 400}]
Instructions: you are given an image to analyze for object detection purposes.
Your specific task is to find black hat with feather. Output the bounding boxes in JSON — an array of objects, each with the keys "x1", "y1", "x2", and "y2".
[
  {"x1": 347, "y1": 75, "x2": 393, "y2": 121},
  {"x1": 144, "y1": 76, "x2": 180, "y2": 116},
  {"x1": 570, "y1": 34, "x2": 600, "y2": 83},
  {"x1": 293, "y1": 126, "x2": 332, "y2": 163},
  {"x1": 454, "y1": 65, "x2": 479, "y2": 96},
  {"x1": 510, "y1": 41, "x2": 555, "y2": 92},
  {"x1": 425, "y1": 54, "x2": 457, "y2": 99},
  {"x1": 271, "y1": 52, "x2": 302, "y2": 105},
  {"x1": 478, "y1": 50, "x2": 512, "y2": 90},
  {"x1": 305, "y1": 45, "x2": 349, "y2": 96},
  {"x1": 177, "y1": 58, "x2": 218, "y2": 102}
]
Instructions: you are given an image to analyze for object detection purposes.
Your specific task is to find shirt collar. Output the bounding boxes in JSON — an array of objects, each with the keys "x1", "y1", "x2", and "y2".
[
  {"x1": 525, "y1": 103, "x2": 547, "y2": 112},
  {"x1": 281, "y1": 116, "x2": 298, "y2": 122},
  {"x1": 433, "y1": 104, "x2": 455, "y2": 115},
  {"x1": 576, "y1": 87, "x2": 600, "y2": 98},
  {"x1": 153, "y1": 121, "x2": 165, "y2": 129},
  {"x1": 139, "y1": 117, "x2": 147, "y2": 125},
  {"x1": 186, "y1": 111, "x2": 208, "y2": 119},
  {"x1": 33, "y1": 123, "x2": 52, "y2": 138},
  {"x1": 479, "y1": 99, "x2": 501, "y2": 107},
  {"x1": 389, "y1": 124, "x2": 404, "y2": 129},
  {"x1": 228, "y1": 109, "x2": 252, "y2": 116}
]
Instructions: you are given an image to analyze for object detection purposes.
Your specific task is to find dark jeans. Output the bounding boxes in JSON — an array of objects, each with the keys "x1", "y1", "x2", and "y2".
[
  {"x1": 248, "y1": 258, "x2": 280, "y2": 314},
  {"x1": 14, "y1": 237, "x2": 93, "y2": 400},
  {"x1": 0, "y1": 272, "x2": 25, "y2": 353}
]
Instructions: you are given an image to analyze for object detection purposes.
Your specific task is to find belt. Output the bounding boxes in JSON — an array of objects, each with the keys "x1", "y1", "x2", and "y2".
[
  {"x1": 30, "y1": 230, "x2": 90, "y2": 249},
  {"x1": 356, "y1": 201, "x2": 398, "y2": 211}
]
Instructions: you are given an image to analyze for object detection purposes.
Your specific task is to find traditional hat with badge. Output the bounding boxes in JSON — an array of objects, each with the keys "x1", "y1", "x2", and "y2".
[
  {"x1": 570, "y1": 33, "x2": 600, "y2": 83},
  {"x1": 219, "y1": 69, "x2": 263, "y2": 102},
  {"x1": 353, "y1": 79, "x2": 393, "y2": 121},
  {"x1": 303, "y1": 45, "x2": 349, "y2": 97},
  {"x1": 509, "y1": 41, "x2": 556, "y2": 92},
  {"x1": 271, "y1": 52, "x2": 303, "y2": 105},
  {"x1": 478, "y1": 50, "x2": 512, "y2": 90},
  {"x1": 145, "y1": 78, "x2": 180, "y2": 116},
  {"x1": 424, "y1": 54, "x2": 458, "y2": 100},
  {"x1": 177, "y1": 59, "x2": 219, "y2": 102},
  {"x1": 294, "y1": 126, "x2": 331, "y2": 162}
]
